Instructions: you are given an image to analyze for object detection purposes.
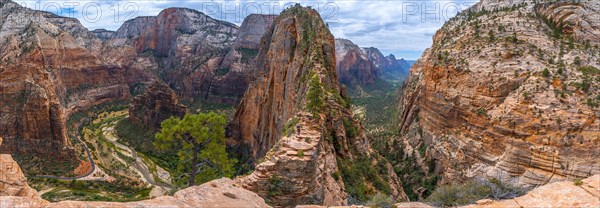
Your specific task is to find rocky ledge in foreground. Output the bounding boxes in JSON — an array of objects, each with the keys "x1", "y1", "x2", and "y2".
[
  {"x1": 0, "y1": 143, "x2": 270, "y2": 208},
  {"x1": 1, "y1": 139, "x2": 599, "y2": 208},
  {"x1": 396, "y1": 174, "x2": 600, "y2": 208}
]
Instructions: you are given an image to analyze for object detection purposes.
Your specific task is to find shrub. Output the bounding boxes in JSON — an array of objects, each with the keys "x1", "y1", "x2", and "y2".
[
  {"x1": 426, "y1": 178, "x2": 527, "y2": 207},
  {"x1": 306, "y1": 75, "x2": 324, "y2": 117},
  {"x1": 542, "y1": 68, "x2": 551, "y2": 78},
  {"x1": 215, "y1": 67, "x2": 230, "y2": 76},
  {"x1": 573, "y1": 56, "x2": 581, "y2": 66},
  {"x1": 577, "y1": 66, "x2": 599, "y2": 76},
  {"x1": 476, "y1": 108, "x2": 487, "y2": 116},
  {"x1": 343, "y1": 118, "x2": 359, "y2": 139},
  {"x1": 268, "y1": 176, "x2": 284, "y2": 197},
  {"x1": 297, "y1": 149, "x2": 305, "y2": 157},
  {"x1": 574, "y1": 179, "x2": 583, "y2": 186},
  {"x1": 426, "y1": 181, "x2": 491, "y2": 207},
  {"x1": 366, "y1": 193, "x2": 395, "y2": 208},
  {"x1": 282, "y1": 117, "x2": 300, "y2": 136},
  {"x1": 573, "y1": 79, "x2": 591, "y2": 92},
  {"x1": 587, "y1": 98, "x2": 599, "y2": 108},
  {"x1": 237, "y1": 48, "x2": 258, "y2": 64},
  {"x1": 483, "y1": 178, "x2": 527, "y2": 200},
  {"x1": 523, "y1": 91, "x2": 530, "y2": 99}
]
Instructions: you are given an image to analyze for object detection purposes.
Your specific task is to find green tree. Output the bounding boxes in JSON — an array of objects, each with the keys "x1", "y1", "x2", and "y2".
[
  {"x1": 154, "y1": 112, "x2": 235, "y2": 187},
  {"x1": 306, "y1": 75, "x2": 324, "y2": 116},
  {"x1": 542, "y1": 68, "x2": 551, "y2": 78}
]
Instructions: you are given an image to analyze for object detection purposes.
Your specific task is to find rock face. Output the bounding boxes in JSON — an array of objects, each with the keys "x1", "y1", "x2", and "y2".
[
  {"x1": 334, "y1": 39, "x2": 410, "y2": 91},
  {"x1": 0, "y1": 154, "x2": 42, "y2": 199},
  {"x1": 0, "y1": 1, "x2": 269, "y2": 169},
  {"x1": 382, "y1": 55, "x2": 411, "y2": 81},
  {"x1": 397, "y1": 0, "x2": 600, "y2": 190},
  {"x1": 129, "y1": 81, "x2": 188, "y2": 130},
  {"x1": 0, "y1": 176, "x2": 270, "y2": 208},
  {"x1": 0, "y1": 0, "x2": 142, "y2": 161},
  {"x1": 362, "y1": 48, "x2": 410, "y2": 82},
  {"x1": 335, "y1": 39, "x2": 380, "y2": 87},
  {"x1": 229, "y1": 6, "x2": 407, "y2": 206},
  {"x1": 394, "y1": 174, "x2": 600, "y2": 208},
  {"x1": 217, "y1": 14, "x2": 277, "y2": 103},
  {"x1": 103, "y1": 8, "x2": 243, "y2": 104},
  {"x1": 91, "y1": 29, "x2": 116, "y2": 41},
  {"x1": 0, "y1": 137, "x2": 49, "y2": 206}
]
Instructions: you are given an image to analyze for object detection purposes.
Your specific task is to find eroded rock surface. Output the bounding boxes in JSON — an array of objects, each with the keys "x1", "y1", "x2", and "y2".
[
  {"x1": 0, "y1": 0, "x2": 142, "y2": 161},
  {"x1": 335, "y1": 39, "x2": 380, "y2": 87},
  {"x1": 129, "y1": 81, "x2": 188, "y2": 130},
  {"x1": 0, "y1": 177, "x2": 269, "y2": 208},
  {"x1": 334, "y1": 39, "x2": 410, "y2": 90},
  {"x1": 0, "y1": 154, "x2": 40, "y2": 199},
  {"x1": 230, "y1": 6, "x2": 407, "y2": 207},
  {"x1": 397, "y1": 0, "x2": 600, "y2": 190}
]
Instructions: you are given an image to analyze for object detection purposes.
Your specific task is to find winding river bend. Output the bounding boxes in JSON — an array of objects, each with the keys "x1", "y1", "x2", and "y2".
[{"x1": 34, "y1": 110, "x2": 173, "y2": 195}]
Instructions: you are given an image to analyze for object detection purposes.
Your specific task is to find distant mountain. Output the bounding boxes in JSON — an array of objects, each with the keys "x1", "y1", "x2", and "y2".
[{"x1": 335, "y1": 39, "x2": 410, "y2": 91}]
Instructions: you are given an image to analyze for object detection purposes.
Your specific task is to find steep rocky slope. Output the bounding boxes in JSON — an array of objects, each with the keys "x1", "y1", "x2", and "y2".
[
  {"x1": 334, "y1": 39, "x2": 410, "y2": 90},
  {"x1": 217, "y1": 14, "x2": 277, "y2": 102},
  {"x1": 0, "y1": 0, "x2": 147, "y2": 165},
  {"x1": 397, "y1": 0, "x2": 600, "y2": 194},
  {"x1": 129, "y1": 81, "x2": 188, "y2": 130},
  {"x1": 335, "y1": 39, "x2": 380, "y2": 87},
  {"x1": 101, "y1": 8, "x2": 242, "y2": 104},
  {"x1": 0, "y1": 137, "x2": 43, "y2": 200},
  {"x1": 229, "y1": 5, "x2": 407, "y2": 206}
]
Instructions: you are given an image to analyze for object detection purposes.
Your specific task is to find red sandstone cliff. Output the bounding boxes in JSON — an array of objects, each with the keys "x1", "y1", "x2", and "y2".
[
  {"x1": 229, "y1": 5, "x2": 408, "y2": 206},
  {"x1": 0, "y1": 0, "x2": 146, "y2": 163}
]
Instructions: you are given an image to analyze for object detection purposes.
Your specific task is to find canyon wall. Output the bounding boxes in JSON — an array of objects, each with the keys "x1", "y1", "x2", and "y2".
[
  {"x1": 102, "y1": 8, "x2": 244, "y2": 104},
  {"x1": 0, "y1": 0, "x2": 142, "y2": 161},
  {"x1": 229, "y1": 5, "x2": 408, "y2": 206},
  {"x1": 397, "y1": 0, "x2": 600, "y2": 192},
  {"x1": 129, "y1": 81, "x2": 188, "y2": 130},
  {"x1": 335, "y1": 39, "x2": 380, "y2": 87},
  {"x1": 335, "y1": 39, "x2": 410, "y2": 90}
]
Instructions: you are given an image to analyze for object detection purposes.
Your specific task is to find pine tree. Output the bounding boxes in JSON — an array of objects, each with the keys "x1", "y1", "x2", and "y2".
[
  {"x1": 306, "y1": 75, "x2": 324, "y2": 117},
  {"x1": 154, "y1": 112, "x2": 235, "y2": 187}
]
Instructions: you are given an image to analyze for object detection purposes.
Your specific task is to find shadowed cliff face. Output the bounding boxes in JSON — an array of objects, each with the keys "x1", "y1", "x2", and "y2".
[
  {"x1": 228, "y1": 6, "x2": 338, "y2": 163},
  {"x1": 0, "y1": 1, "x2": 144, "y2": 161},
  {"x1": 398, "y1": 0, "x2": 600, "y2": 189},
  {"x1": 229, "y1": 5, "x2": 408, "y2": 206},
  {"x1": 334, "y1": 38, "x2": 410, "y2": 92},
  {"x1": 129, "y1": 81, "x2": 188, "y2": 130},
  {"x1": 216, "y1": 14, "x2": 278, "y2": 103},
  {"x1": 335, "y1": 39, "x2": 380, "y2": 87},
  {"x1": 102, "y1": 8, "x2": 244, "y2": 104}
]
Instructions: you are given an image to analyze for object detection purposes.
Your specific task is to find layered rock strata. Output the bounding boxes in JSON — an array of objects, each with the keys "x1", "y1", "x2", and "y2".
[
  {"x1": 397, "y1": 0, "x2": 600, "y2": 189},
  {"x1": 0, "y1": 0, "x2": 142, "y2": 160}
]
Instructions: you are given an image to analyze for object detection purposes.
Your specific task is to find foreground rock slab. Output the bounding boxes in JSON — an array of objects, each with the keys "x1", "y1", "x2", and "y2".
[
  {"x1": 0, "y1": 176, "x2": 270, "y2": 208},
  {"x1": 393, "y1": 174, "x2": 600, "y2": 208}
]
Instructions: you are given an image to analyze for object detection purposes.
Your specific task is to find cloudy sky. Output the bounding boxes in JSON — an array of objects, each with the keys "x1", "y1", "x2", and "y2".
[{"x1": 15, "y1": 0, "x2": 478, "y2": 60}]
